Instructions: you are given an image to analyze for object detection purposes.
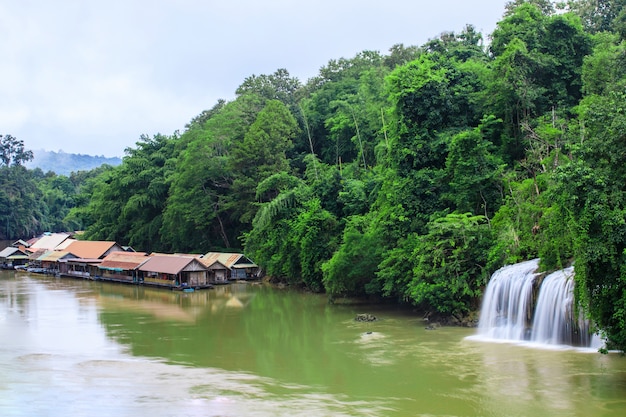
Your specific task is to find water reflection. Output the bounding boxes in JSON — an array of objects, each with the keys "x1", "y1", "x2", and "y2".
[{"x1": 0, "y1": 273, "x2": 387, "y2": 416}]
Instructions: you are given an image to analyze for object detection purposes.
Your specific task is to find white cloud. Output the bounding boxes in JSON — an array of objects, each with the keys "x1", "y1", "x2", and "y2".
[{"x1": 0, "y1": 0, "x2": 508, "y2": 157}]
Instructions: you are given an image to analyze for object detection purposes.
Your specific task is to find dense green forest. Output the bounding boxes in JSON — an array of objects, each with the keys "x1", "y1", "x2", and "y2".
[{"x1": 3, "y1": 0, "x2": 626, "y2": 351}]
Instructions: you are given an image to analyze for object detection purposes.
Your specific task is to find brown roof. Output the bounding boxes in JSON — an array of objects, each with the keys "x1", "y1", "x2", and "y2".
[
  {"x1": 99, "y1": 252, "x2": 149, "y2": 270},
  {"x1": 28, "y1": 249, "x2": 48, "y2": 260},
  {"x1": 63, "y1": 241, "x2": 121, "y2": 259},
  {"x1": 138, "y1": 255, "x2": 207, "y2": 275}
]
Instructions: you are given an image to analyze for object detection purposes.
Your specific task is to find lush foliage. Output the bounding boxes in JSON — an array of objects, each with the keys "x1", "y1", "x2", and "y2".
[{"x1": 6, "y1": 1, "x2": 626, "y2": 350}]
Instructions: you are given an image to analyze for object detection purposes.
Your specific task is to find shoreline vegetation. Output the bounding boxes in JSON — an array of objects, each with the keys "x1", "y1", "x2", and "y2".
[{"x1": 2, "y1": 1, "x2": 626, "y2": 351}]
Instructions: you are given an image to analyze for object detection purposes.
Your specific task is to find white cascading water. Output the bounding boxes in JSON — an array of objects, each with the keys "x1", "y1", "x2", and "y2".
[
  {"x1": 476, "y1": 260, "x2": 602, "y2": 349},
  {"x1": 531, "y1": 267, "x2": 599, "y2": 348},
  {"x1": 477, "y1": 259, "x2": 540, "y2": 341}
]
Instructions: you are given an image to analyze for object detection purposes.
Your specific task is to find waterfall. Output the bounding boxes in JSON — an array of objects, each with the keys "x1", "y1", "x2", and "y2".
[
  {"x1": 475, "y1": 260, "x2": 601, "y2": 349},
  {"x1": 531, "y1": 267, "x2": 598, "y2": 347},
  {"x1": 477, "y1": 259, "x2": 540, "y2": 342}
]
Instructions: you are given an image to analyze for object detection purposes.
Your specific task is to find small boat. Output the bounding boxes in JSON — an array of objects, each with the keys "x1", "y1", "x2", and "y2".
[{"x1": 172, "y1": 284, "x2": 196, "y2": 292}]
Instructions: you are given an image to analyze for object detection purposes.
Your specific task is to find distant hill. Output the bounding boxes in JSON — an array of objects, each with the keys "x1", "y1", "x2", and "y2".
[{"x1": 25, "y1": 150, "x2": 122, "y2": 176}]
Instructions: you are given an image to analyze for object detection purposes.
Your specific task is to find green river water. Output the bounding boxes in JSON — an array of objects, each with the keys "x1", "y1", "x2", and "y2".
[{"x1": 1, "y1": 270, "x2": 625, "y2": 416}]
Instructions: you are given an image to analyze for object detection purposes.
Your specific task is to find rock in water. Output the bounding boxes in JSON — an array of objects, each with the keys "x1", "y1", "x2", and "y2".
[{"x1": 355, "y1": 313, "x2": 377, "y2": 322}]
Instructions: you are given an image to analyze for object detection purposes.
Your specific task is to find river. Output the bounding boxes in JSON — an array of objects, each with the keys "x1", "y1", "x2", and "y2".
[{"x1": 1, "y1": 270, "x2": 625, "y2": 417}]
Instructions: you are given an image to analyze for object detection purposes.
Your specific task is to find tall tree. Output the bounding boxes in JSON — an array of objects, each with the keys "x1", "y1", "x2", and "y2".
[
  {"x1": 565, "y1": 0, "x2": 626, "y2": 33},
  {"x1": 581, "y1": 32, "x2": 626, "y2": 95},
  {"x1": 82, "y1": 133, "x2": 178, "y2": 251},
  {"x1": 0, "y1": 136, "x2": 43, "y2": 239},
  {"x1": 236, "y1": 68, "x2": 302, "y2": 110},
  {"x1": 162, "y1": 97, "x2": 255, "y2": 252},
  {"x1": 37, "y1": 173, "x2": 78, "y2": 232},
  {"x1": 229, "y1": 99, "x2": 299, "y2": 224},
  {"x1": 0, "y1": 134, "x2": 33, "y2": 167},
  {"x1": 488, "y1": 3, "x2": 591, "y2": 159},
  {"x1": 0, "y1": 167, "x2": 45, "y2": 239},
  {"x1": 444, "y1": 123, "x2": 504, "y2": 217},
  {"x1": 555, "y1": 87, "x2": 626, "y2": 351}
]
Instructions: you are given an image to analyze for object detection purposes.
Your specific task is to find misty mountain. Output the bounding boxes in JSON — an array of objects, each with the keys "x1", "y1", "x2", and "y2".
[{"x1": 25, "y1": 149, "x2": 122, "y2": 176}]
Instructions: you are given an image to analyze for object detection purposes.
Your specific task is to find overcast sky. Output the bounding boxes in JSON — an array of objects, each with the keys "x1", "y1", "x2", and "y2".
[{"x1": 1, "y1": 0, "x2": 509, "y2": 158}]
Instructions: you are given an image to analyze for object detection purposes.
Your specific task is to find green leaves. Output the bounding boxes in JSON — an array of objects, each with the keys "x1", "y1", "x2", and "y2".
[
  {"x1": 80, "y1": 133, "x2": 178, "y2": 252},
  {"x1": 0, "y1": 134, "x2": 33, "y2": 167},
  {"x1": 230, "y1": 99, "x2": 299, "y2": 224},
  {"x1": 554, "y1": 85, "x2": 626, "y2": 350},
  {"x1": 245, "y1": 179, "x2": 339, "y2": 291},
  {"x1": 0, "y1": 165, "x2": 45, "y2": 239},
  {"x1": 407, "y1": 213, "x2": 491, "y2": 315},
  {"x1": 322, "y1": 214, "x2": 382, "y2": 297},
  {"x1": 444, "y1": 126, "x2": 504, "y2": 216}
]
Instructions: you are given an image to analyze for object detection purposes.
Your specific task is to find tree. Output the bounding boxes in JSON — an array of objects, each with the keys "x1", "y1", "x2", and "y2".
[
  {"x1": 81, "y1": 133, "x2": 178, "y2": 251},
  {"x1": 299, "y1": 51, "x2": 389, "y2": 167},
  {"x1": 488, "y1": 3, "x2": 591, "y2": 158},
  {"x1": 408, "y1": 213, "x2": 492, "y2": 315},
  {"x1": 236, "y1": 68, "x2": 302, "y2": 110},
  {"x1": 322, "y1": 213, "x2": 383, "y2": 299},
  {"x1": 64, "y1": 165, "x2": 116, "y2": 231},
  {"x1": 0, "y1": 134, "x2": 33, "y2": 167},
  {"x1": 504, "y1": 0, "x2": 555, "y2": 16},
  {"x1": 581, "y1": 32, "x2": 626, "y2": 95},
  {"x1": 185, "y1": 99, "x2": 227, "y2": 130},
  {"x1": 444, "y1": 123, "x2": 504, "y2": 217},
  {"x1": 243, "y1": 176, "x2": 308, "y2": 285},
  {"x1": 0, "y1": 166, "x2": 45, "y2": 239},
  {"x1": 564, "y1": 0, "x2": 626, "y2": 33},
  {"x1": 556, "y1": 89, "x2": 626, "y2": 351},
  {"x1": 37, "y1": 173, "x2": 78, "y2": 232},
  {"x1": 292, "y1": 198, "x2": 340, "y2": 291},
  {"x1": 0, "y1": 136, "x2": 43, "y2": 239},
  {"x1": 229, "y1": 99, "x2": 299, "y2": 224},
  {"x1": 162, "y1": 96, "x2": 256, "y2": 252},
  {"x1": 244, "y1": 173, "x2": 340, "y2": 291},
  {"x1": 384, "y1": 43, "x2": 421, "y2": 69}
]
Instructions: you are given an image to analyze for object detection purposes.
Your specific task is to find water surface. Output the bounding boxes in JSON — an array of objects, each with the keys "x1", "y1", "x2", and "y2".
[{"x1": 1, "y1": 271, "x2": 625, "y2": 416}]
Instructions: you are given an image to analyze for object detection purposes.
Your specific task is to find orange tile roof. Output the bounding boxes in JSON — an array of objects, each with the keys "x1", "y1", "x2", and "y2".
[{"x1": 63, "y1": 241, "x2": 120, "y2": 259}]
